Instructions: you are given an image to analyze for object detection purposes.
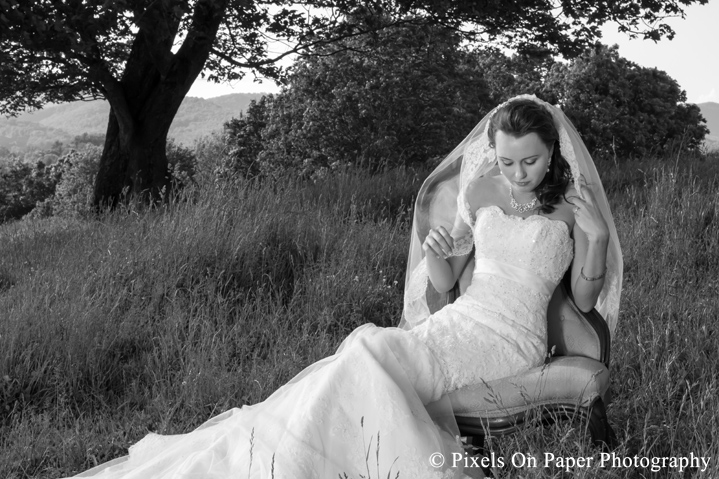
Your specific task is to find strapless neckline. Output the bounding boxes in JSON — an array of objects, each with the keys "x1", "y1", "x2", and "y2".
[{"x1": 477, "y1": 204, "x2": 572, "y2": 238}]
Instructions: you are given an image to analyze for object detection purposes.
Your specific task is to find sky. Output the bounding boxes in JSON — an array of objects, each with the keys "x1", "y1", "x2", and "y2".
[
  {"x1": 599, "y1": 0, "x2": 718, "y2": 104},
  {"x1": 187, "y1": 1, "x2": 718, "y2": 104}
]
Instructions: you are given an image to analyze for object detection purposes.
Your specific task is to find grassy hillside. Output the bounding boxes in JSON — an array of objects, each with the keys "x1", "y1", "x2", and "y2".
[
  {"x1": 1, "y1": 154, "x2": 719, "y2": 477},
  {"x1": 0, "y1": 93, "x2": 267, "y2": 151}
]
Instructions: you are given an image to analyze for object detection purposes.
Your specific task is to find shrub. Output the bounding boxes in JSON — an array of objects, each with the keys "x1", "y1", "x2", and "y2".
[
  {"x1": 0, "y1": 159, "x2": 59, "y2": 222},
  {"x1": 29, "y1": 146, "x2": 101, "y2": 219},
  {"x1": 546, "y1": 44, "x2": 708, "y2": 159},
  {"x1": 166, "y1": 139, "x2": 198, "y2": 191},
  {"x1": 222, "y1": 96, "x2": 272, "y2": 180},
  {"x1": 249, "y1": 22, "x2": 492, "y2": 178}
]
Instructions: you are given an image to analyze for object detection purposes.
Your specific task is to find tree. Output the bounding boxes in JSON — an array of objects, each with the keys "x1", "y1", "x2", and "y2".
[
  {"x1": 472, "y1": 48, "x2": 559, "y2": 105},
  {"x1": 223, "y1": 95, "x2": 273, "y2": 179},
  {"x1": 546, "y1": 44, "x2": 708, "y2": 158},
  {"x1": 0, "y1": 0, "x2": 706, "y2": 207},
  {"x1": 29, "y1": 146, "x2": 102, "y2": 220},
  {"x1": 0, "y1": 159, "x2": 59, "y2": 221},
  {"x1": 254, "y1": 22, "x2": 493, "y2": 176}
]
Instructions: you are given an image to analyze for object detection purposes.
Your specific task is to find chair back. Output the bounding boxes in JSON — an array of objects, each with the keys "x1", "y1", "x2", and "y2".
[{"x1": 547, "y1": 271, "x2": 611, "y2": 368}]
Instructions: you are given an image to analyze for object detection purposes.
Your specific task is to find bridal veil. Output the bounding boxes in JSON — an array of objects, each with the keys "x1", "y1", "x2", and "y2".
[{"x1": 401, "y1": 94, "x2": 623, "y2": 337}]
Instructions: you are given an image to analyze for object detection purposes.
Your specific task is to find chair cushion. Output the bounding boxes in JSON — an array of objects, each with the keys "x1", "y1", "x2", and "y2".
[{"x1": 450, "y1": 356, "x2": 609, "y2": 419}]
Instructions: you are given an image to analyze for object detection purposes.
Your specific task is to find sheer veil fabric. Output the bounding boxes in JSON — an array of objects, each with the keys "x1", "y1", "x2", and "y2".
[{"x1": 402, "y1": 94, "x2": 623, "y2": 337}]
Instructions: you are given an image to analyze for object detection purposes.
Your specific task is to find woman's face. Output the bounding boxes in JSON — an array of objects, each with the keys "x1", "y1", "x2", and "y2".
[{"x1": 494, "y1": 130, "x2": 553, "y2": 194}]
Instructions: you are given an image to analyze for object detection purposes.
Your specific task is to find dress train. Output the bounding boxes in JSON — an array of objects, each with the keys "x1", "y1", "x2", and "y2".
[{"x1": 70, "y1": 324, "x2": 468, "y2": 479}]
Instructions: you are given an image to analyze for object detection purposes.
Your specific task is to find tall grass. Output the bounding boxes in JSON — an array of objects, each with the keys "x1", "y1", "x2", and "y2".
[
  {"x1": 1, "y1": 154, "x2": 719, "y2": 478},
  {"x1": 0, "y1": 166, "x2": 424, "y2": 477}
]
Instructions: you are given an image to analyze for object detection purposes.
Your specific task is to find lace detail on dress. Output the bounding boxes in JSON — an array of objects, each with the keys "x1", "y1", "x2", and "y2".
[
  {"x1": 403, "y1": 258, "x2": 430, "y2": 327},
  {"x1": 403, "y1": 223, "x2": 473, "y2": 328},
  {"x1": 410, "y1": 205, "x2": 574, "y2": 393},
  {"x1": 459, "y1": 132, "x2": 492, "y2": 229},
  {"x1": 558, "y1": 122, "x2": 583, "y2": 197},
  {"x1": 448, "y1": 230, "x2": 473, "y2": 257},
  {"x1": 457, "y1": 194, "x2": 473, "y2": 231},
  {"x1": 461, "y1": 134, "x2": 493, "y2": 198},
  {"x1": 413, "y1": 276, "x2": 549, "y2": 393},
  {"x1": 598, "y1": 252, "x2": 621, "y2": 333},
  {"x1": 474, "y1": 206, "x2": 572, "y2": 284}
]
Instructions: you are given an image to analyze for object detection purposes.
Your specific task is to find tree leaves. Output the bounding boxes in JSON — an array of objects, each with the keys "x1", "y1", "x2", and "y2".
[
  {"x1": 547, "y1": 45, "x2": 708, "y2": 158},
  {"x1": 0, "y1": 0, "x2": 707, "y2": 206},
  {"x1": 1, "y1": 0, "x2": 707, "y2": 117},
  {"x1": 243, "y1": 22, "x2": 492, "y2": 176}
]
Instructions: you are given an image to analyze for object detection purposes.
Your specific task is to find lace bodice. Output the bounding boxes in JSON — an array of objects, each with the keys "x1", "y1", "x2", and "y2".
[{"x1": 471, "y1": 205, "x2": 573, "y2": 285}]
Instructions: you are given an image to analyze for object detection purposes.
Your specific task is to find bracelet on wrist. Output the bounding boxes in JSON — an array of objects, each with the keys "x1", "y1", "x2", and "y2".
[{"x1": 580, "y1": 266, "x2": 607, "y2": 281}]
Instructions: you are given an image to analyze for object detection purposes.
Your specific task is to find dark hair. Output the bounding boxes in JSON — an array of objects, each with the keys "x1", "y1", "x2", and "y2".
[{"x1": 487, "y1": 99, "x2": 572, "y2": 214}]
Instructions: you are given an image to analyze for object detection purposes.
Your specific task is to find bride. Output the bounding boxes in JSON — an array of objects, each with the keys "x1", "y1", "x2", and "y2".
[{"x1": 65, "y1": 95, "x2": 622, "y2": 479}]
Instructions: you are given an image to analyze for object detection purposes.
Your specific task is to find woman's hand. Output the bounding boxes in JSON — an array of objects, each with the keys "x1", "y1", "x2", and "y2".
[
  {"x1": 423, "y1": 225, "x2": 470, "y2": 293},
  {"x1": 423, "y1": 226, "x2": 454, "y2": 259},
  {"x1": 570, "y1": 184, "x2": 609, "y2": 242}
]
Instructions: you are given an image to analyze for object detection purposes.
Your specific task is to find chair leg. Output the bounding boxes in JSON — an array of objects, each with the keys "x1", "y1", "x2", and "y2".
[
  {"x1": 471, "y1": 434, "x2": 494, "y2": 477},
  {"x1": 463, "y1": 436, "x2": 494, "y2": 478},
  {"x1": 470, "y1": 434, "x2": 486, "y2": 456},
  {"x1": 588, "y1": 398, "x2": 617, "y2": 450}
]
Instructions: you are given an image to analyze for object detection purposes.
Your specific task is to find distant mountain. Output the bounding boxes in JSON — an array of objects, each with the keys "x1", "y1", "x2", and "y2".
[
  {"x1": 0, "y1": 93, "x2": 268, "y2": 152},
  {"x1": 4, "y1": 95, "x2": 716, "y2": 154},
  {"x1": 206, "y1": 93, "x2": 267, "y2": 115},
  {"x1": 698, "y1": 102, "x2": 719, "y2": 132},
  {"x1": 0, "y1": 118, "x2": 74, "y2": 151},
  {"x1": 698, "y1": 102, "x2": 719, "y2": 151}
]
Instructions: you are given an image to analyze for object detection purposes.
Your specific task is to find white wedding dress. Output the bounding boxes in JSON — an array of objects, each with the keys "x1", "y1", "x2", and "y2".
[{"x1": 68, "y1": 205, "x2": 573, "y2": 479}]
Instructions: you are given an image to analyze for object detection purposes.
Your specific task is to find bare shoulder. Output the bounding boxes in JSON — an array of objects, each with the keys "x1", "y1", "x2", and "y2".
[{"x1": 465, "y1": 175, "x2": 502, "y2": 213}]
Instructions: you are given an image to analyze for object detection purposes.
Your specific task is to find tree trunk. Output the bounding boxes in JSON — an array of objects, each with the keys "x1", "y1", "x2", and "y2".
[
  {"x1": 94, "y1": 117, "x2": 162, "y2": 208},
  {"x1": 92, "y1": 0, "x2": 228, "y2": 209},
  {"x1": 93, "y1": 94, "x2": 176, "y2": 209},
  {"x1": 92, "y1": 48, "x2": 192, "y2": 209}
]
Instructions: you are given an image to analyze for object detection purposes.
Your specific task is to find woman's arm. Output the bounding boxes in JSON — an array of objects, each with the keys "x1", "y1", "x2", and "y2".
[
  {"x1": 423, "y1": 175, "x2": 491, "y2": 293},
  {"x1": 568, "y1": 184, "x2": 610, "y2": 313},
  {"x1": 570, "y1": 223, "x2": 609, "y2": 312},
  {"x1": 423, "y1": 214, "x2": 473, "y2": 294}
]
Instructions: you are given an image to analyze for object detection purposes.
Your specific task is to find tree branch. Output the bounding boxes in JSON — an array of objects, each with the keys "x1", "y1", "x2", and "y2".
[
  {"x1": 209, "y1": 16, "x2": 427, "y2": 71},
  {"x1": 173, "y1": 0, "x2": 230, "y2": 89},
  {"x1": 88, "y1": 64, "x2": 134, "y2": 134}
]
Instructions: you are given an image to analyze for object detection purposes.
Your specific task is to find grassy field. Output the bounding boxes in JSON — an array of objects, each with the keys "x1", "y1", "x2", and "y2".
[{"x1": 1, "y1": 153, "x2": 718, "y2": 478}]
